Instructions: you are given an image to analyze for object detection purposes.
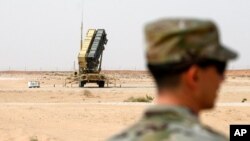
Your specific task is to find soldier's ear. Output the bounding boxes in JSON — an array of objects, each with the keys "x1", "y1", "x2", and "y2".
[{"x1": 183, "y1": 65, "x2": 199, "y2": 90}]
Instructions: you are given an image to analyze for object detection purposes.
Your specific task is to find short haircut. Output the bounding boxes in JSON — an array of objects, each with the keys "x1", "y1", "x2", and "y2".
[
  {"x1": 147, "y1": 62, "x2": 191, "y2": 89},
  {"x1": 147, "y1": 59, "x2": 227, "y2": 90}
]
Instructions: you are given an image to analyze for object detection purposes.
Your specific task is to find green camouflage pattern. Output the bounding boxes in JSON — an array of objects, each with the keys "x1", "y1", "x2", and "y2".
[
  {"x1": 107, "y1": 105, "x2": 228, "y2": 141},
  {"x1": 145, "y1": 18, "x2": 237, "y2": 65}
]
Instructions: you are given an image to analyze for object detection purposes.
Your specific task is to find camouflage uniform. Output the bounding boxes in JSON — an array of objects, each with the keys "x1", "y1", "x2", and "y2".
[
  {"x1": 107, "y1": 18, "x2": 237, "y2": 141},
  {"x1": 108, "y1": 105, "x2": 228, "y2": 141}
]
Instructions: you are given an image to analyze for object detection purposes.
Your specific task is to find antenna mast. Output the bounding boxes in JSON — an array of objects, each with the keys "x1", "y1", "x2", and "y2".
[{"x1": 80, "y1": 1, "x2": 83, "y2": 50}]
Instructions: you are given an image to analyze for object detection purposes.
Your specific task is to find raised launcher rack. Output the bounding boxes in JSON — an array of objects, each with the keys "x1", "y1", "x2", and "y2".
[
  {"x1": 78, "y1": 29, "x2": 96, "y2": 74},
  {"x1": 87, "y1": 29, "x2": 108, "y2": 73}
]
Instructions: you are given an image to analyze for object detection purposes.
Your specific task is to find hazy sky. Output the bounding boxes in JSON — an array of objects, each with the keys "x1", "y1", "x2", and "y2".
[{"x1": 0, "y1": 0, "x2": 249, "y2": 71}]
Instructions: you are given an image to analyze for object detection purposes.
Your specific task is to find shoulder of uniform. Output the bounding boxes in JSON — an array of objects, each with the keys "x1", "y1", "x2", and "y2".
[
  {"x1": 202, "y1": 125, "x2": 228, "y2": 140},
  {"x1": 167, "y1": 124, "x2": 228, "y2": 141},
  {"x1": 107, "y1": 121, "x2": 171, "y2": 141},
  {"x1": 107, "y1": 124, "x2": 228, "y2": 141}
]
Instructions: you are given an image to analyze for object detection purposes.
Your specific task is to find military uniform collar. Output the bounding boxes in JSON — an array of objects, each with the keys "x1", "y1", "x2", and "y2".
[{"x1": 143, "y1": 105, "x2": 199, "y2": 123}]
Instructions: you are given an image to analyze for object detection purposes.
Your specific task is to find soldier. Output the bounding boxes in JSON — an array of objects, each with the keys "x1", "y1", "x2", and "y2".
[{"x1": 107, "y1": 18, "x2": 237, "y2": 141}]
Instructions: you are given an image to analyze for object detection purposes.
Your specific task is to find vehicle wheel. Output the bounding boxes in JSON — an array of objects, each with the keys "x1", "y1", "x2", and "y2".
[
  {"x1": 98, "y1": 81, "x2": 105, "y2": 88},
  {"x1": 79, "y1": 81, "x2": 85, "y2": 87}
]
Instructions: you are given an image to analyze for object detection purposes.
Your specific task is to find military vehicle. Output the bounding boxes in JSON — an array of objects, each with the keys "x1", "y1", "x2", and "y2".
[{"x1": 77, "y1": 28, "x2": 108, "y2": 87}]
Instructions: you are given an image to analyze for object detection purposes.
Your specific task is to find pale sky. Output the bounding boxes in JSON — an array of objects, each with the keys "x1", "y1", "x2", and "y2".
[{"x1": 0, "y1": 0, "x2": 249, "y2": 71}]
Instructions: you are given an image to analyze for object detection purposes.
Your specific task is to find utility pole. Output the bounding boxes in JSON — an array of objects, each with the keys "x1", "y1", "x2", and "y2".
[{"x1": 73, "y1": 61, "x2": 76, "y2": 71}]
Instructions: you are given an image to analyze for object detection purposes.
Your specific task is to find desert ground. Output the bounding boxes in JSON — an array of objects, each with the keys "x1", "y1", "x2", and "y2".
[{"x1": 0, "y1": 70, "x2": 250, "y2": 141}]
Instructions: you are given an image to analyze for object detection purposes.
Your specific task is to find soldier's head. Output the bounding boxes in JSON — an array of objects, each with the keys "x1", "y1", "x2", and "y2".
[{"x1": 145, "y1": 18, "x2": 237, "y2": 109}]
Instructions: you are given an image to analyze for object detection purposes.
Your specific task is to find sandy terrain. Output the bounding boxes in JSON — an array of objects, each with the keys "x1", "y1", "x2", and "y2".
[{"x1": 0, "y1": 70, "x2": 250, "y2": 141}]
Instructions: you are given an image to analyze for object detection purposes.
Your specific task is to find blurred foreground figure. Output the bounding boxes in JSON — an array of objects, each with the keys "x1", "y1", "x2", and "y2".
[{"x1": 107, "y1": 18, "x2": 237, "y2": 141}]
